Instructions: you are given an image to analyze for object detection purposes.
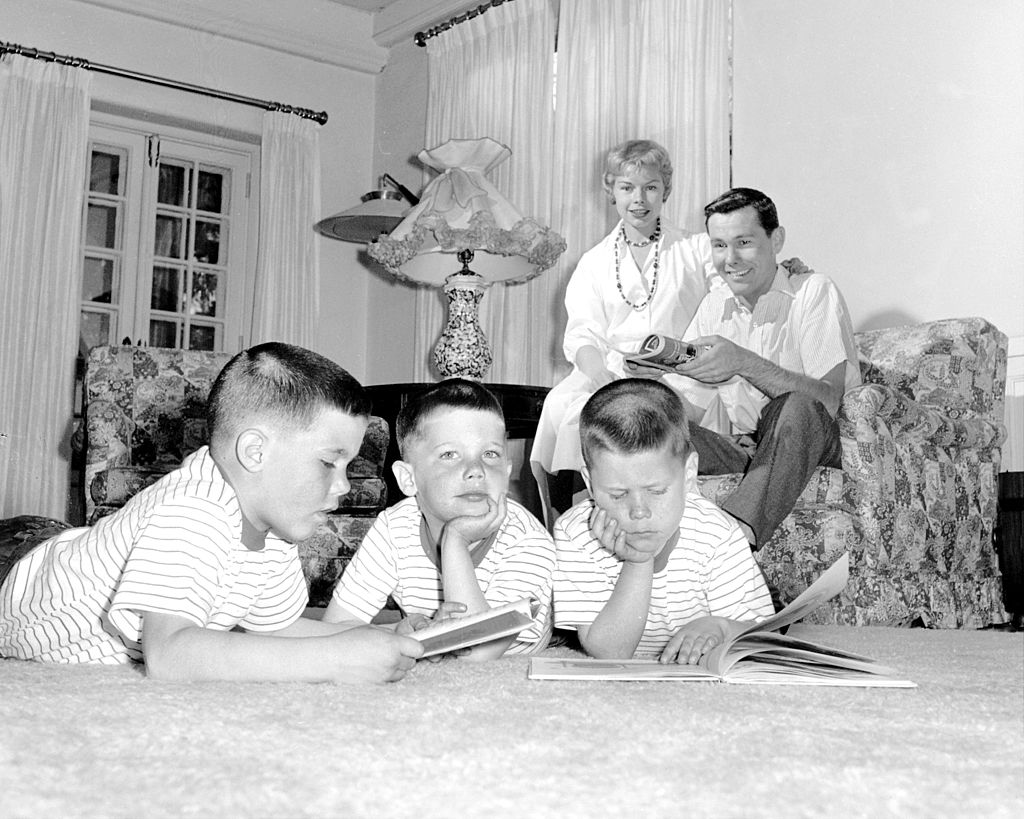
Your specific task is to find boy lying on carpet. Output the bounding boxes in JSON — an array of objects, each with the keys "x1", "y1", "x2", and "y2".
[
  {"x1": 324, "y1": 379, "x2": 555, "y2": 660},
  {"x1": 0, "y1": 343, "x2": 422, "y2": 683},
  {"x1": 552, "y1": 379, "x2": 775, "y2": 663}
]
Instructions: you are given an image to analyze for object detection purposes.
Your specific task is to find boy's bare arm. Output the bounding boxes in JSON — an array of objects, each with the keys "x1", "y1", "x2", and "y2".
[
  {"x1": 141, "y1": 610, "x2": 422, "y2": 684},
  {"x1": 577, "y1": 508, "x2": 654, "y2": 659},
  {"x1": 437, "y1": 494, "x2": 516, "y2": 661}
]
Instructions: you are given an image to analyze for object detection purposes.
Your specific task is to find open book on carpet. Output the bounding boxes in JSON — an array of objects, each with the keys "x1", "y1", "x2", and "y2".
[
  {"x1": 414, "y1": 597, "x2": 536, "y2": 658},
  {"x1": 529, "y1": 554, "x2": 916, "y2": 687}
]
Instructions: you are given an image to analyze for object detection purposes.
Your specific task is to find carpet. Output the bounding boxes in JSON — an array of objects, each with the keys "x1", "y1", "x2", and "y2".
[{"x1": 1, "y1": 626, "x2": 1021, "y2": 818}]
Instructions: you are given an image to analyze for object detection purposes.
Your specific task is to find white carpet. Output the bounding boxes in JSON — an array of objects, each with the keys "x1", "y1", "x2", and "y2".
[{"x1": 1, "y1": 625, "x2": 1021, "y2": 818}]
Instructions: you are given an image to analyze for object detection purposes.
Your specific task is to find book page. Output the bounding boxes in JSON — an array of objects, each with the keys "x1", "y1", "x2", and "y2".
[{"x1": 529, "y1": 657, "x2": 719, "y2": 682}]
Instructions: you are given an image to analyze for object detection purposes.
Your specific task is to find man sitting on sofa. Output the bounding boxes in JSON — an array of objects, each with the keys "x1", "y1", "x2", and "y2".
[{"x1": 659, "y1": 187, "x2": 861, "y2": 550}]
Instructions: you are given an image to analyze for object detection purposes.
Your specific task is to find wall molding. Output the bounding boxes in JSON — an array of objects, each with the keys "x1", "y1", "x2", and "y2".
[
  {"x1": 71, "y1": 0, "x2": 388, "y2": 73},
  {"x1": 372, "y1": 0, "x2": 482, "y2": 48}
]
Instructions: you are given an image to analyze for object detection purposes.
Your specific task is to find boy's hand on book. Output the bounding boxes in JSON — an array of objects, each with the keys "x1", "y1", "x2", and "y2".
[
  {"x1": 589, "y1": 506, "x2": 653, "y2": 565},
  {"x1": 443, "y1": 493, "x2": 507, "y2": 549},
  {"x1": 398, "y1": 603, "x2": 470, "y2": 662},
  {"x1": 660, "y1": 616, "x2": 733, "y2": 665},
  {"x1": 328, "y1": 625, "x2": 424, "y2": 683}
]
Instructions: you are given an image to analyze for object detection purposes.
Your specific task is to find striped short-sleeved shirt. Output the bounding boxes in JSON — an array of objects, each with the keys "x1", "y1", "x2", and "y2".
[
  {"x1": 552, "y1": 492, "x2": 774, "y2": 656},
  {"x1": 332, "y1": 496, "x2": 555, "y2": 654},
  {"x1": 0, "y1": 447, "x2": 308, "y2": 664}
]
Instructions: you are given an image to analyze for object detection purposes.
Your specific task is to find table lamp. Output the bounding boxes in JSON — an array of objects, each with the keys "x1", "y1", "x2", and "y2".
[{"x1": 368, "y1": 137, "x2": 565, "y2": 379}]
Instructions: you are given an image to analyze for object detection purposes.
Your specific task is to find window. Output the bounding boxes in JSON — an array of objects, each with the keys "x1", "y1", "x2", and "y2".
[
  {"x1": 69, "y1": 117, "x2": 257, "y2": 524},
  {"x1": 79, "y1": 118, "x2": 257, "y2": 356}
]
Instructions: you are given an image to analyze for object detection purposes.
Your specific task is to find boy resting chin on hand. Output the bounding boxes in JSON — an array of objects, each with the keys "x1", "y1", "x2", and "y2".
[
  {"x1": 552, "y1": 378, "x2": 775, "y2": 664},
  {"x1": 323, "y1": 379, "x2": 555, "y2": 661}
]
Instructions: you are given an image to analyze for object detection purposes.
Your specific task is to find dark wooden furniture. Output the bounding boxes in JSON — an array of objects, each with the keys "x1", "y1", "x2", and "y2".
[{"x1": 365, "y1": 382, "x2": 549, "y2": 511}]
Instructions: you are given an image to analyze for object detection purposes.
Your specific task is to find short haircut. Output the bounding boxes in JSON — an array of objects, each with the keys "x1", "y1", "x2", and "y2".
[
  {"x1": 704, "y1": 187, "x2": 779, "y2": 234},
  {"x1": 580, "y1": 379, "x2": 691, "y2": 467},
  {"x1": 207, "y1": 342, "x2": 369, "y2": 439},
  {"x1": 395, "y1": 378, "x2": 504, "y2": 458},
  {"x1": 602, "y1": 139, "x2": 673, "y2": 200}
]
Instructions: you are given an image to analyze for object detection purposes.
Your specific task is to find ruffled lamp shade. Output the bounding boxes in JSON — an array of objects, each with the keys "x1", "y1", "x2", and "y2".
[{"x1": 368, "y1": 137, "x2": 566, "y2": 379}]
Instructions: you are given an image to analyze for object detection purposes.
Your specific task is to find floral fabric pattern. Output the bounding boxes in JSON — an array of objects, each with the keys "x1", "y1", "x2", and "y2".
[
  {"x1": 80, "y1": 346, "x2": 391, "y2": 604},
  {"x1": 701, "y1": 317, "x2": 1008, "y2": 627}
]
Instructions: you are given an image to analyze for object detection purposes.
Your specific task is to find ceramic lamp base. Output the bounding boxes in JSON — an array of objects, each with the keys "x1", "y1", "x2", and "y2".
[{"x1": 434, "y1": 270, "x2": 492, "y2": 379}]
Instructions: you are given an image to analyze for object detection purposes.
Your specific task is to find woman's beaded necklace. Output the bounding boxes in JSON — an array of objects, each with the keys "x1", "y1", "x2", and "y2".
[{"x1": 615, "y1": 219, "x2": 662, "y2": 311}]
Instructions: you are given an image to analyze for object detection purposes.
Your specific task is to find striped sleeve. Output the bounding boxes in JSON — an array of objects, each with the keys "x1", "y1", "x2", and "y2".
[
  {"x1": 685, "y1": 495, "x2": 774, "y2": 622},
  {"x1": 478, "y1": 502, "x2": 556, "y2": 653},
  {"x1": 792, "y1": 273, "x2": 861, "y2": 389},
  {"x1": 551, "y1": 502, "x2": 618, "y2": 631},
  {"x1": 330, "y1": 507, "x2": 406, "y2": 621}
]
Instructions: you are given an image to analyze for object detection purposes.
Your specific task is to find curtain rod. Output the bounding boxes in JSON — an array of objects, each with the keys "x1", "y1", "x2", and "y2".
[
  {"x1": 414, "y1": 0, "x2": 515, "y2": 47},
  {"x1": 0, "y1": 40, "x2": 328, "y2": 125}
]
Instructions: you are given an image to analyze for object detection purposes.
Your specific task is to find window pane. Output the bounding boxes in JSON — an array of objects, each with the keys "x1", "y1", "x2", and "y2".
[
  {"x1": 189, "y1": 323, "x2": 217, "y2": 351},
  {"x1": 90, "y1": 152, "x2": 121, "y2": 195},
  {"x1": 150, "y1": 266, "x2": 182, "y2": 312},
  {"x1": 149, "y1": 319, "x2": 180, "y2": 349},
  {"x1": 80, "y1": 310, "x2": 111, "y2": 355},
  {"x1": 82, "y1": 257, "x2": 115, "y2": 303},
  {"x1": 157, "y1": 163, "x2": 189, "y2": 207},
  {"x1": 194, "y1": 220, "x2": 222, "y2": 264},
  {"x1": 198, "y1": 169, "x2": 227, "y2": 213},
  {"x1": 190, "y1": 271, "x2": 218, "y2": 317},
  {"x1": 86, "y1": 204, "x2": 118, "y2": 248},
  {"x1": 154, "y1": 214, "x2": 183, "y2": 258}
]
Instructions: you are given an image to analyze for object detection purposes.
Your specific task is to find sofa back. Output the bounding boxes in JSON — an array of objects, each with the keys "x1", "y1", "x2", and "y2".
[
  {"x1": 83, "y1": 345, "x2": 387, "y2": 521},
  {"x1": 854, "y1": 317, "x2": 1007, "y2": 425}
]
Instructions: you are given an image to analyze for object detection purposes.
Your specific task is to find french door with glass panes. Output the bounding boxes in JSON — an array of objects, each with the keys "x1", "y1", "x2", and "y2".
[{"x1": 80, "y1": 121, "x2": 255, "y2": 356}]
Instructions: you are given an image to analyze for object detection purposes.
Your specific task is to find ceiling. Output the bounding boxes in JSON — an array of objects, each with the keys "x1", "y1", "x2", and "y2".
[{"x1": 327, "y1": 0, "x2": 408, "y2": 12}]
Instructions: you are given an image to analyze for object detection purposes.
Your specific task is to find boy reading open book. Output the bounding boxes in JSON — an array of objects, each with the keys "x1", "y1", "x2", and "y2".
[{"x1": 552, "y1": 379, "x2": 776, "y2": 664}]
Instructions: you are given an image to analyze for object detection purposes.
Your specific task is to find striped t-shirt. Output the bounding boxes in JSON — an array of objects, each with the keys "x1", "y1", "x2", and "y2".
[
  {"x1": 332, "y1": 496, "x2": 555, "y2": 654},
  {"x1": 552, "y1": 492, "x2": 774, "y2": 656},
  {"x1": 0, "y1": 447, "x2": 307, "y2": 665}
]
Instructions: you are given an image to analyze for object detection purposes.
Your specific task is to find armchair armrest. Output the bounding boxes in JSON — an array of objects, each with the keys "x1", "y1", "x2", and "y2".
[{"x1": 839, "y1": 383, "x2": 1006, "y2": 449}]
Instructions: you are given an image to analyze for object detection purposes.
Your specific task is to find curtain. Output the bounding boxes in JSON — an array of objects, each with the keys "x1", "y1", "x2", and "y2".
[
  {"x1": 416, "y1": 0, "x2": 557, "y2": 383},
  {"x1": 0, "y1": 56, "x2": 92, "y2": 519},
  {"x1": 549, "y1": 0, "x2": 732, "y2": 381},
  {"x1": 418, "y1": 0, "x2": 730, "y2": 386},
  {"x1": 251, "y1": 111, "x2": 321, "y2": 348}
]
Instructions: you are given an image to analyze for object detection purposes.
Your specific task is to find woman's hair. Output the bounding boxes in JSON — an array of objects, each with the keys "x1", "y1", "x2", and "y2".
[
  {"x1": 580, "y1": 379, "x2": 690, "y2": 467},
  {"x1": 704, "y1": 187, "x2": 779, "y2": 233},
  {"x1": 395, "y1": 378, "x2": 504, "y2": 458},
  {"x1": 602, "y1": 139, "x2": 673, "y2": 200},
  {"x1": 207, "y1": 342, "x2": 369, "y2": 438}
]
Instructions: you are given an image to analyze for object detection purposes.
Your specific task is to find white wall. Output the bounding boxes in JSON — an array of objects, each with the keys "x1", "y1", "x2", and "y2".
[
  {"x1": 367, "y1": 36, "x2": 429, "y2": 385},
  {"x1": 731, "y1": 0, "x2": 1024, "y2": 341},
  {"x1": 3, "y1": 0, "x2": 382, "y2": 380}
]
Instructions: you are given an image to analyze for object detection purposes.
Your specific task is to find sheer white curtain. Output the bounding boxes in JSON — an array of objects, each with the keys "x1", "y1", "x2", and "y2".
[
  {"x1": 251, "y1": 111, "x2": 321, "y2": 348},
  {"x1": 418, "y1": 0, "x2": 730, "y2": 386},
  {"x1": 416, "y1": 0, "x2": 557, "y2": 382},
  {"x1": 549, "y1": 0, "x2": 732, "y2": 381},
  {"x1": 0, "y1": 56, "x2": 91, "y2": 519}
]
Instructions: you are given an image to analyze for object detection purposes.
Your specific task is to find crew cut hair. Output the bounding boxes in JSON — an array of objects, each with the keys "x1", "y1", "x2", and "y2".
[
  {"x1": 704, "y1": 187, "x2": 779, "y2": 234},
  {"x1": 580, "y1": 379, "x2": 690, "y2": 467},
  {"x1": 207, "y1": 342, "x2": 369, "y2": 438},
  {"x1": 395, "y1": 378, "x2": 504, "y2": 458},
  {"x1": 602, "y1": 139, "x2": 673, "y2": 200}
]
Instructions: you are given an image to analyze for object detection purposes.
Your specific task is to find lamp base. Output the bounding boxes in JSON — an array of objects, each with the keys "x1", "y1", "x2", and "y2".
[{"x1": 434, "y1": 272, "x2": 492, "y2": 379}]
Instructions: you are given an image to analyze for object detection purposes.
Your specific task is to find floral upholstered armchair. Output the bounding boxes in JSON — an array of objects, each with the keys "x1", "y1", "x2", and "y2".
[
  {"x1": 698, "y1": 317, "x2": 1009, "y2": 627},
  {"x1": 83, "y1": 345, "x2": 390, "y2": 606}
]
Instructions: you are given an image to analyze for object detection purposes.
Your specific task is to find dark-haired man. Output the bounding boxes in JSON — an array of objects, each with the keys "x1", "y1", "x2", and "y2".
[{"x1": 671, "y1": 188, "x2": 860, "y2": 550}]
